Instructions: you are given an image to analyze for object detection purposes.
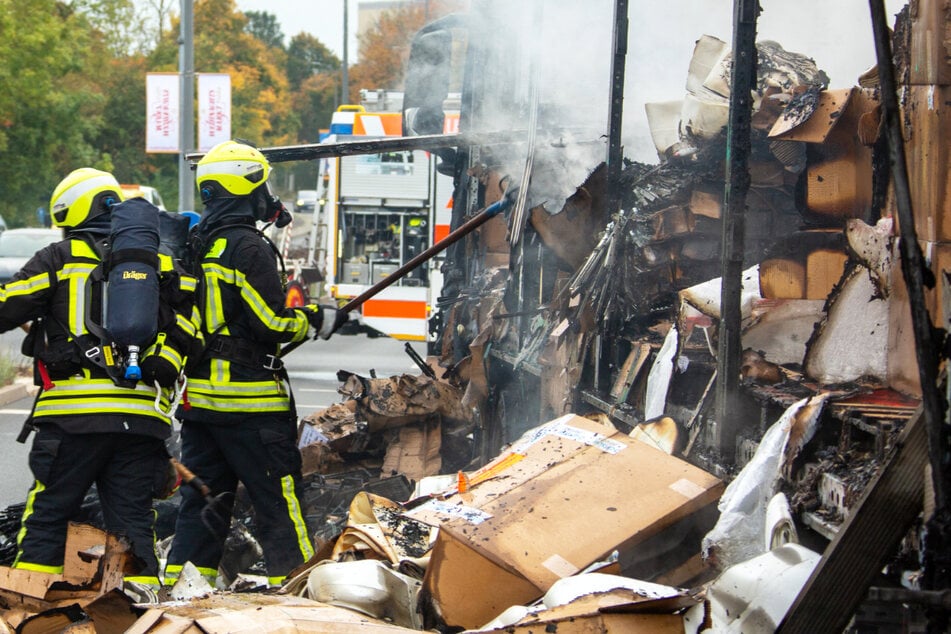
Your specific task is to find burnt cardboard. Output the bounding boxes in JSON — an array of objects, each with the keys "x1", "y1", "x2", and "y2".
[
  {"x1": 805, "y1": 249, "x2": 849, "y2": 299},
  {"x1": 760, "y1": 258, "x2": 807, "y2": 299},
  {"x1": 409, "y1": 414, "x2": 723, "y2": 630},
  {"x1": 901, "y1": 85, "x2": 951, "y2": 241},
  {"x1": 0, "y1": 522, "x2": 111, "y2": 606},
  {"x1": 909, "y1": 0, "x2": 951, "y2": 85},
  {"x1": 771, "y1": 88, "x2": 876, "y2": 220}
]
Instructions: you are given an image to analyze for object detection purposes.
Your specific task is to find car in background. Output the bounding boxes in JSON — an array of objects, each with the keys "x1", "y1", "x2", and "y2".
[
  {"x1": 120, "y1": 184, "x2": 167, "y2": 210},
  {"x1": 0, "y1": 228, "x2": 62, "y2": 283},
  {"x1": 295, "y1": 189, "x2": 318, "y2": 215}
]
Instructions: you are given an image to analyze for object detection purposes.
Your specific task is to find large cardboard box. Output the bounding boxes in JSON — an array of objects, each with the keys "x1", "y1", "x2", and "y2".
[
  {"x1": 909, "y1": 0, "x2": 951, "y2": 85},
  {"x1": 407, "y1": 414, "x2": 723, "y2": 630},
  {"x1": 769, "y1": 88, "x2": 876, "y2": 221},
  {"x1": 902, "y1": 85, "x2": 951, "y2": 242}
]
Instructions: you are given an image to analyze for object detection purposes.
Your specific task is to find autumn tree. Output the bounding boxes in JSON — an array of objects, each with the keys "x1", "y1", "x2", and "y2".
[
  {"x1": 347, "y1": 0, "x2": 466, "y2": 101},
  {"x1": 145, "y1": 0, "x2": 303, "y2": 200}
]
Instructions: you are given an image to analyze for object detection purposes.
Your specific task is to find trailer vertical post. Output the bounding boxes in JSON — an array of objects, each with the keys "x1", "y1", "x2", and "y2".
[{"x1": 715, "y1": 0, "x2": 759, "y2": 459}]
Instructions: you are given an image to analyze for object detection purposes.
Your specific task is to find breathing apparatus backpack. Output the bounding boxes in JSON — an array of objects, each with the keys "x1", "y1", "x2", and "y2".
[
  {"x1": 76, "y1": 199, "x2": 199, "y2": 389},
  {"x1": 105, "y1": 198, "x2": 160, "y2": 379}
]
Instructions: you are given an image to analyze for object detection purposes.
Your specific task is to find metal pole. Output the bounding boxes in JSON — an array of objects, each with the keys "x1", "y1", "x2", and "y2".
[
  {"x1": 714, "y1": 0, "x2": 759, "y2": 459},
  {"x1": 605, "y1": 0, "x2": 628, "y2": 216},
  {"x1": 342, "y1": 0, "x2": 349, "y2": 104},
  {"x1": 178, "y1": 0, "x2": 195, "y2": 212}
]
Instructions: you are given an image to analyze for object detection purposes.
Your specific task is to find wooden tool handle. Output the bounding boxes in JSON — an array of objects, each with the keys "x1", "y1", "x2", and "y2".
[{"x1": 170, "y1": 458, "x2": 211, "y2": 498}]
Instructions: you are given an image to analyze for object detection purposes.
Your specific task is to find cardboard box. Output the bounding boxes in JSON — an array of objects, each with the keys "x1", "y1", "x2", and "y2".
[
  {"x1": 913, "y1": 240, "x2": 951, "y2": 330},
  {"x1": 689, "y1": 186, "x2": 722, "y2": 220},
  {"x1": 770, "y1": 88, "x2": 875, "y2": 220},
  {"x1": 408, "y1": 414, "x2": 723, "y2": 630},
  {"x1": 760, "y1": 258, "x2": 807, "y2": 299},
  {"x1": 806, "y1": 157, "x2": 870, "y2": 218},
  {"x1": 806, "y1": 248, "x2": 849, "y2": 299},
  {"x1": 902, "y1": 85, "x2": 951, "y2": 241},
  {"x1": 909, "y1": 0, "x2": 951, "y2": 85},
  {"x1": 759, "y1": 249, "x2": 846, "y2": 300}
]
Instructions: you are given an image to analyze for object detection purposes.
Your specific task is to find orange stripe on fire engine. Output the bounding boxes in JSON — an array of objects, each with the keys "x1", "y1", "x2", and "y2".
[
  {"x1": 434, "y1": 224, "x2": 451, "y2": 243},
  {"x1": 362, "y1": 299, "x2": 428, "y2": 319}
]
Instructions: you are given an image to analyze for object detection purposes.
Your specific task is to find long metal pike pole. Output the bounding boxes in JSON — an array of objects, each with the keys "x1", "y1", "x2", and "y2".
[{"x1": 280, "y1": 195, "x2": 514, "y2": 357}]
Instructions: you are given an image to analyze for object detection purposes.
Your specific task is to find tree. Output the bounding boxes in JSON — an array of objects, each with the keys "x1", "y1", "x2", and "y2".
[
  {"x1": 287, "y1": 33, "x2": 339, "y2": 90},
  {"x1": 147, "y1": 0, "x2": 299, "y2": 201},
  {"x1": 0, "y1": 0, "x2": 115, "y2": 226},
  {"x1": 347, "y1": 0, "x2": 465, "y2": 101},
  {"x1": 141, "y1": 0, "x2": 176, "y2": 48},
  {"x1": 245, "y1": 10, "x2": 284, "y2": 50},
  {"x1": 293, "y1": 72, "x2": 340, "y2": 142},
  {"x1": 77, "y1": 0, "x2": 154, "y2": 55}
]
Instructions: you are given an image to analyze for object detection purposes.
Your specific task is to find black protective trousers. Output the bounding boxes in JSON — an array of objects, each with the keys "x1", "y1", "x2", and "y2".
[
  {"x1": 166, "y1": 414, "x2": 313, "y2": 582},
  {"x1": 15, "y1": 424, "x2": 168, "y2": 577}
]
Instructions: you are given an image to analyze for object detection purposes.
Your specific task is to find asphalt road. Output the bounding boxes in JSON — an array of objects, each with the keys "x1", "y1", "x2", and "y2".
[{"x1": 0, "y1": 331, "x2": 421, "y2": 507}]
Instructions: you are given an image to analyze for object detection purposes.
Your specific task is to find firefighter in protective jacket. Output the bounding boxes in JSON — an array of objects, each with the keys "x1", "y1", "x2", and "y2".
[
  {"x1": 1, "y1": 168, "x2": 200, "y2": 584},
  {"x1": 166, "y1": 141, "x2": 342, "y2": 586}
]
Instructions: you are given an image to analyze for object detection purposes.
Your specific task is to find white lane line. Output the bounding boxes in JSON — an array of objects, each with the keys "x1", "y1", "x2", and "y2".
[
  {"x1": 298, "y1": 388, "x2": 339, "y2": 393},
  {"x1": 0, "y1": 409, "x2": 32, "y2": 415}
]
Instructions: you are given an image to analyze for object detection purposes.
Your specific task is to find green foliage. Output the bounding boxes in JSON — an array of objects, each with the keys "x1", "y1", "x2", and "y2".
[
  {"x1": 246, "y1": 10, "x2": 285, "y2": 50},
  {"x1": 76, "y1": 0, "x2": 153, "y2": 55},
  {"x1": 0, "y1": 0, "x2": 113, "y2": 226},
  {"x1": 0, "y1": 0, "x2": 442, "y2": 220},
  {"x1": 287, "y1": 34, "x2": 340, "y2": 90}
]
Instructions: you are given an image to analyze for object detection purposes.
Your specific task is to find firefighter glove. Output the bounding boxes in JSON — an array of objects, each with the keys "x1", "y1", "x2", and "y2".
[
  {"x1": 317, "y1": 306, "x2": 345, "y2": 339},
  {"x1": 302, "y1": 305, "x2": 344, "y2": 340}
]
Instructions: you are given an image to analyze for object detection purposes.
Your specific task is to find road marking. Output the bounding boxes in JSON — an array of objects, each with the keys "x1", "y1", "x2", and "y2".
[
  {"x1": 298, "y1": 388, "x2": 339, "y2": 393},
  {"x1": 0, "y1": 409, "x2": 31, "y2": 415}
]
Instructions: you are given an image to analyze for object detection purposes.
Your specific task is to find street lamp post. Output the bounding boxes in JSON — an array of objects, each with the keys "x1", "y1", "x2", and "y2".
[
  {"x1": 342, "y1": 0, "x2": 349, "y2": 105},
  {"x1": 178, "y1": 0, "x2": 195, "y2": 212}
]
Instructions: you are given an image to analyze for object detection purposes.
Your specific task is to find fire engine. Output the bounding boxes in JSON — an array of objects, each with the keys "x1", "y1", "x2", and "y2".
[{"x1": 282, "y1": 93, "x2": 457, "y2": 342}]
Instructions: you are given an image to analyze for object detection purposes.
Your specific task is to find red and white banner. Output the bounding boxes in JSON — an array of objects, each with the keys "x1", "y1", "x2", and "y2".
[
  {"x1": 198, "y1": 73, "x2": 232, "y2": 151},
  {"x1": 145, "y1": 73, "x2": 180, "y2": 153}
]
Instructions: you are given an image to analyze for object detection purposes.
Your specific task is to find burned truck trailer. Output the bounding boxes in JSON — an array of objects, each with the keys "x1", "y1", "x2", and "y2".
[
  {"x1": 245, "y1": 0, "x2": 951, "y2": 629},
  {"x1": 394, "y1": 0, "x2": 951, "y2": 629}
]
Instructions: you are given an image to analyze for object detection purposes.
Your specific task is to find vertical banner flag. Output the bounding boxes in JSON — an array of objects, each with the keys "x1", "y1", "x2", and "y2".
[
  {"x1": 198, "y1": 73, "x2": 232, "y2": 151},
  {"x1": 145, "y1": 73, "x2": 180, "y2": 153}
]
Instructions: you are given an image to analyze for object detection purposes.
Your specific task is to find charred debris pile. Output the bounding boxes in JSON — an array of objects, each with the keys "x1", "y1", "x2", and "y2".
[{"x1": 2, "y1": 12, "x2": 950, "y2": 633}]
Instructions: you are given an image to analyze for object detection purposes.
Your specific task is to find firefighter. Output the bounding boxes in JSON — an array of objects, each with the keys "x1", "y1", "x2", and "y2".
[
  {"x1": 2, "y1": 168, "x2": 199, "y2": 586},
  {"x1": 166, "y1": 140, "x2": 342, "y2": 586}
]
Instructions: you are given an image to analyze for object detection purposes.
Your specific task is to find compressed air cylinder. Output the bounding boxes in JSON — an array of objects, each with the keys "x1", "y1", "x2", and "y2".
[{"x1": 105, "y1": 198, "x2": 160, "y2": 379}]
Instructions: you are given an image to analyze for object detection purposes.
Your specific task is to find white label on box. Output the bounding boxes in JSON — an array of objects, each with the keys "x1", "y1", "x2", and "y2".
[
  {"x1": 542, "y1": 553, "x2": 580, "y2": 578},
  {"x1": 669, "y1": 478, "x2": 706, "y2": 499},
  {"x1": 298, "y1": 424, "x2": 330, "y2": 449},
  {"x1": 511, "y1": 418, "x2": 626, "y2": 455},
  {"x1": 407, "y1": 500, "x2": 493, "y2": 525}
]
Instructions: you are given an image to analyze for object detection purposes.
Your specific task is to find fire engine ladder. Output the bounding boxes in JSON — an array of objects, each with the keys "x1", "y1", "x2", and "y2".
[{"x1": 309, "y1": 175, "x2": 331, "y2": 292}]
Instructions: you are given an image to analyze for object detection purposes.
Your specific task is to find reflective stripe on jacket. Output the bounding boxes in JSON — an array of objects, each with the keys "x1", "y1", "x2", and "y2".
[
  {"x1": 186, "y1": 223, "x2": 309, "y2": 416},
  {"x1": 0, "y1": 234, "x2": 198, "y2": 435}
]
